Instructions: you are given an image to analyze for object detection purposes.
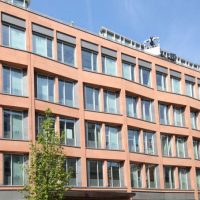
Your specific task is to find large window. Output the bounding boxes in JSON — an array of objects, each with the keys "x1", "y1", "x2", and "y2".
[
  {"x1": 159, "y1": 104, "x2": 169, "y2": 125},
  {"x1": 171, "y1": 76, "x2": 181, "y2": 94},
  {"x1": 104, "y1": 91, "x2": 118, "y2": 114},
  {"x1": 156, "y1": 72, "x2": 166, "y2": 91},
  {"x1": 87, "y1": 160, "x2": 103, "y2": 187},
  {"x1": 176, "y1": 137, "x2": 187, "y2": 158},
  {"x1": 164, "y1": 166, "x2": 175, "y2": 189},
  {"x1": 130, "y1": 163, "x2": 142, "y2": 188},
  {"x1": 185, "y1": 81, "x2": 194, "y2": 97},
  {"x1": 122, "y1": 62, "x2": 134, "y2": 81},
  {"x1": 36, "y1": 74, "x2": 54, "y2": 102},
  {"x1": 126, "y1": 96, "x2": 137, "y2": 118},
  {"x1": 82, "y1": 49, "x2": 97, "y2": 71},
  {"x1": 102, "y1": 56, "x2": 117, "y2": 76},
  {"x1": 2, "y1": 24, "x2": 25, "y2": 50},
  {"x1": 193, "y1": 139, "x2": 200, "y2": 160},
  {"x1": 179, "y1": 168, "x2": 189, "y2": 190},
  {"x1": 86, "y1": 122, "x2": 101, "y2": 149},
  {"x1": 66, "y1": 158, "x2": 78, "y2": 186},
  {"x1": 4, "y1": 154, "x2": 27, "y2": 185},
  {"x1": 144, "y1": 131, "x2": 155, "y2": 155},
  {"x1": 3, "y1": 66, "x2": 26, "y2": 96},
  {"x1": 107, "y1": 161, "x2": 122, "y2": 187},
  {"x1": 3, "y1": 109, "x2": 28, "y2": 140},
  {"x1": 59, "y1": 80, "x2": 75, "y2": 107},
  {"x1": 60, "y1": 118, "x2": 77, "y2": 146},
  {"x1": 128, "y1": 129, "x2": 139, "y2": 152},
  {"x1": 142, "y1": 99, "x2": 154, "y2": 122},
  {"x1": 106, "y1": 126, "x2": 121, "y2": 150},
  {"x1": 139, "y1": 67, "x2": 151, "y2": 87},
  {"x1": 84, "y1": 86, "x2": 99, "y2": 111},
  {"x1": 191, "y1": 111, "x2": 198, "y2": 130},
  {"x1": 146, "y1": 164, "x2": 157, "y2": 188},
  {"x1": 196, "y1": 169, "x2": 200, "y2": 189},
  {"x1": 57, "y1": 41, "x2": 75, "y2": 66},
  {"x1": 33, "y1": 34, "x2": 52, "y2": 58},
  {"x1": 173, "y1": 107, "x2": 185, "y2": 127},
  {"x1": 161, "y1": 134, "x2": 172, "y2": 157}
]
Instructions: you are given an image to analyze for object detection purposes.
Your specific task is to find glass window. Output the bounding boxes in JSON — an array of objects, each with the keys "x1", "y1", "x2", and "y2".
[
  {"x1": 185, "y1": 81, "x2": 194, "y2": 97},
  {"x1": 13, "y1": 0, "x2": 25, "y2": 7},
  {"x1": 139, "y1": 67, "x2": 151, "y2": 87},
  {"x1": 107, "y1": 161, "x2": 122, "y2": 187},
  {"x1": 128, "y1": 129, "x2": 139, "y2": 152},
  {"x1": 161, "y1": 135, "x2": 172, "y2": 157},
  {"x1": 59, "y1": 80, "x2": 75, "y2": 107},
  {"x1": 193, "y1": 140, "x2": 200, "y2": 160},
  {"x1": 196, "y1": 169, "x2": 200, "y2": 189},
  {"x1": 57, "y1": 41, "x2": 75, "y2": 66},
  {"x1": 87, "y1": 160, "x2": 103, "y2": 187},
  {"x1": 84, "y1": 86, "x2": 99, "y2": 111},
  {"x1": 33, "y1": 34, "x2": 52, "y2": 58},
  {"x1": 66, "y1": 158, "x2": 78, "y2": 186},
  {"x1": 179, "y1": 168, "x2": 189, "y2": 190},
  {"x1": 82, "y1": 49, "x2": 97, "y2": 71},
  {"x1": 142, "y1": 99, "x2": 154, "y2": 122},
  {"x1": 106, "y1": 126, "x2": 120, "y2": 150},
  {"x1": 2, "y1": 24, "x2": 25, "y2": 50},
  {"x1": 4, "y1": 154, "x2": 27, "y2": 185},
  {"x1": 164, "y1": 166, "x2": 175, "y2": 189},
  {"x1": 156, "y1": 72, "x2": 166, "y2": 91},
  {"x1": 191, "y1": 111, "x2": 198, "y2": 130},
  {"x1": 36, "y1": 74, "x2": 54, "y2": 102},
  {"x1": 126, "y1": 96, "x2": 137, "y2": 118},
  {"x1": 159, "y1": 104, "x2": 169, "y2": 125},
  {"x1": 144, "y1": 131, "x2": 155, "y2": 155},
  {"x1": 146, "y1": 164, "x2": 157, "y2": 188},
  {"x1": 130, "y1": 163, "x2": 142, "y2": 188},
  {"x1": 198, "y1": 85, "x2": 200, "y2": 99},
  {"x1": 173, "y1": 107, "x2": 185, "y2": 127},
  {"x1": 171, "y1": 76, "x2": 181, "y2": 94},
  {"x1": 104, "y1": 91, "x2": 118, "y2": 114},
  {"x1": 122, "y1": 62, "x2": 134, "y2": 81},
  {"x1": 102, "y1": 56, "x2": 117, "y2": 76},
  {"x1": 86, "y1": 122, "x2": 101, "y2": 149},
  {"x1": 176, "y1": 137, "x2": 187, "y2": 158}
]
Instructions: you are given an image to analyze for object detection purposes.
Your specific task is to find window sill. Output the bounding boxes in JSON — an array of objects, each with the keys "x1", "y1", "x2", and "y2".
[
  {"x1": 129, "y1": 151, "x2": 158, "y2": 157},
  {"x1": 127, "y1": 116, "x2": 156, "y2": 124},
  {"x1": 87, "y1": 147, "x2": 125, "y2": 152},
  {"x1": 62, "y1": 145, "x2": 80, "y2": 148},
  {"x1": 85, "y1": 109, "x2": 122, "y2": 116},
  {"x1": 160, "y1": 124, "x2": 188, "y2": 129},
  {"x1": 0, "y1": 138, "x2": 30, "y2": 142},
  {"x1": 0, "y1": 92, "x2": 29, "y2": 98}
]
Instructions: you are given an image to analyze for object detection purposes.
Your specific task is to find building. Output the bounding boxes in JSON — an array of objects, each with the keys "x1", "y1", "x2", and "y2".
[{"x1": 0, "y1": 0, "x2": 200, "y2": 199}]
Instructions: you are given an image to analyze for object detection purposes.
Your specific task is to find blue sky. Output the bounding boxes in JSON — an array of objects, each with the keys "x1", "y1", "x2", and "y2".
[{"x1": 30, "y1": 0, "x2": 200, "y2": 63}]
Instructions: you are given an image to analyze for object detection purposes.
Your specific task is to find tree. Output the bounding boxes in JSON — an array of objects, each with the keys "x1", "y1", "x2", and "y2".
[{"x1": 23, "y1": 108, "x2": 71, "y2": 200}]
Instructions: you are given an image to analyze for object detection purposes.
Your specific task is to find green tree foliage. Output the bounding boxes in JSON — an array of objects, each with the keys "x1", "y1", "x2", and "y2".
[{"x1": 23, "y1": 108, "x2": 71, "y2": 200}]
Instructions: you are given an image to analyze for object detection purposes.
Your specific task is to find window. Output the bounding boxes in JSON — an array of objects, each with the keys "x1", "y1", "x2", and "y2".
[
  {"x1": 84, "y1": 86, "x2": 99, "y2": 111},
  {"x1": 57, "y1": 41, "x2": 75, "y2": 66},
  {"x1": 87, "y1": 160, "x2": 103, "y2": 187},
  {"x1": 171, "y1": 76, "x2": 181, "y2": 94},
  {"x1": 139, "y1": 67, "x2": 151, "y2": 87},
  {"x1": 146, "y1": 164, "x2": 157, "y2": 188},
  {"x1": 102, "y1": 56, "x2": 117, "y2": 76},
  {"x1": 142, "y1": 99, "x2": 154, "y2": 122},
  {"x1": 196, "y1": 169, "x2": 200, "y2": 189},
  {"x1": 191, "y1": 111, "x2": 198, "y2": 129},
  {"x1": 107, "y1": 161, "x2": 122, "y2": 187},
  {"x1": 198, "y1": 85, "x2": 200, "y2": 99},
  {"x1": 33, "y1": 34, "x2": 52, "y2": 58},
  {"x1": 185, "y1": 81, "x2": 194, "y2": 97},
  {"x1": 4, "y1": 154, "x2": 27, "y2": 185},
  {"x1": 193, "y1": 139, "x2": 200, "y2": 160},
  {"x1": 144, "y1": 131, "x2": 155, "y2": 155},
  {"x1": 130, "y1": 163, "x2": 142, "y2": 188},
  {"x1": 3, "y1": 66, "x2": 26, "y2": 96},
  {"x1": 122, "y1": 62, "x2": 134, "y2": 81},
  {"x1": 6, "y1": 0, "x2": 28, "y2": 8},
  {"x1": 2, "y1": 24, "x2": 25, "y2": 50},
  {"x1": 164, "y1": 166, "x2": 175, "y2": 189},
  {"x1": 128, "y1": 129, "x2": 139, "y2": 152},
  {"x1": 60, "y1": 118, "x2": 77, "y2": 146},
  {"x1": 179, "y1": 168, "x2": 189, "y2": 190},
  {"x1": 66, "y1": 158, "x2": 78, "y2": 186},
  {"x1": 3, "y1": 109, "x2": 28, "y2": 140},
  {"x1": 86, "y1": 122, "x2": 101, "y2": 149},
  {"x1": 82, "y1": 49, "x2": 97, "y2": 71},
  {"x1": 173, "y1": 107, "x2": 185, "y2": 127},
  {"x1": 161, "y1": 135, "x2": 172, "y2": 157},
  {"x1": 159, "y1": 104, "x2": 169, "y2": 125},
  {"x1": 59, "y1": 80, "x2": 75, "y2": 107},
  {"x1": 36, "y1": 74, "x2": 54, "y2": 102},
  {"x1": 176, "y1": 137, "x2": 187, "y2": 158},
  {"x1": 106, "y1": 126, "x2": 121, "y2": 150},
  {"x1": 156, "y1": 72, "x2": 166, "y2": 91},
  {"x1": 126, "y1": 96, "x2": 137, "y2": 118},
  {"x1": 104, "y1": 91, "x2": 118, "y2": 114}
]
